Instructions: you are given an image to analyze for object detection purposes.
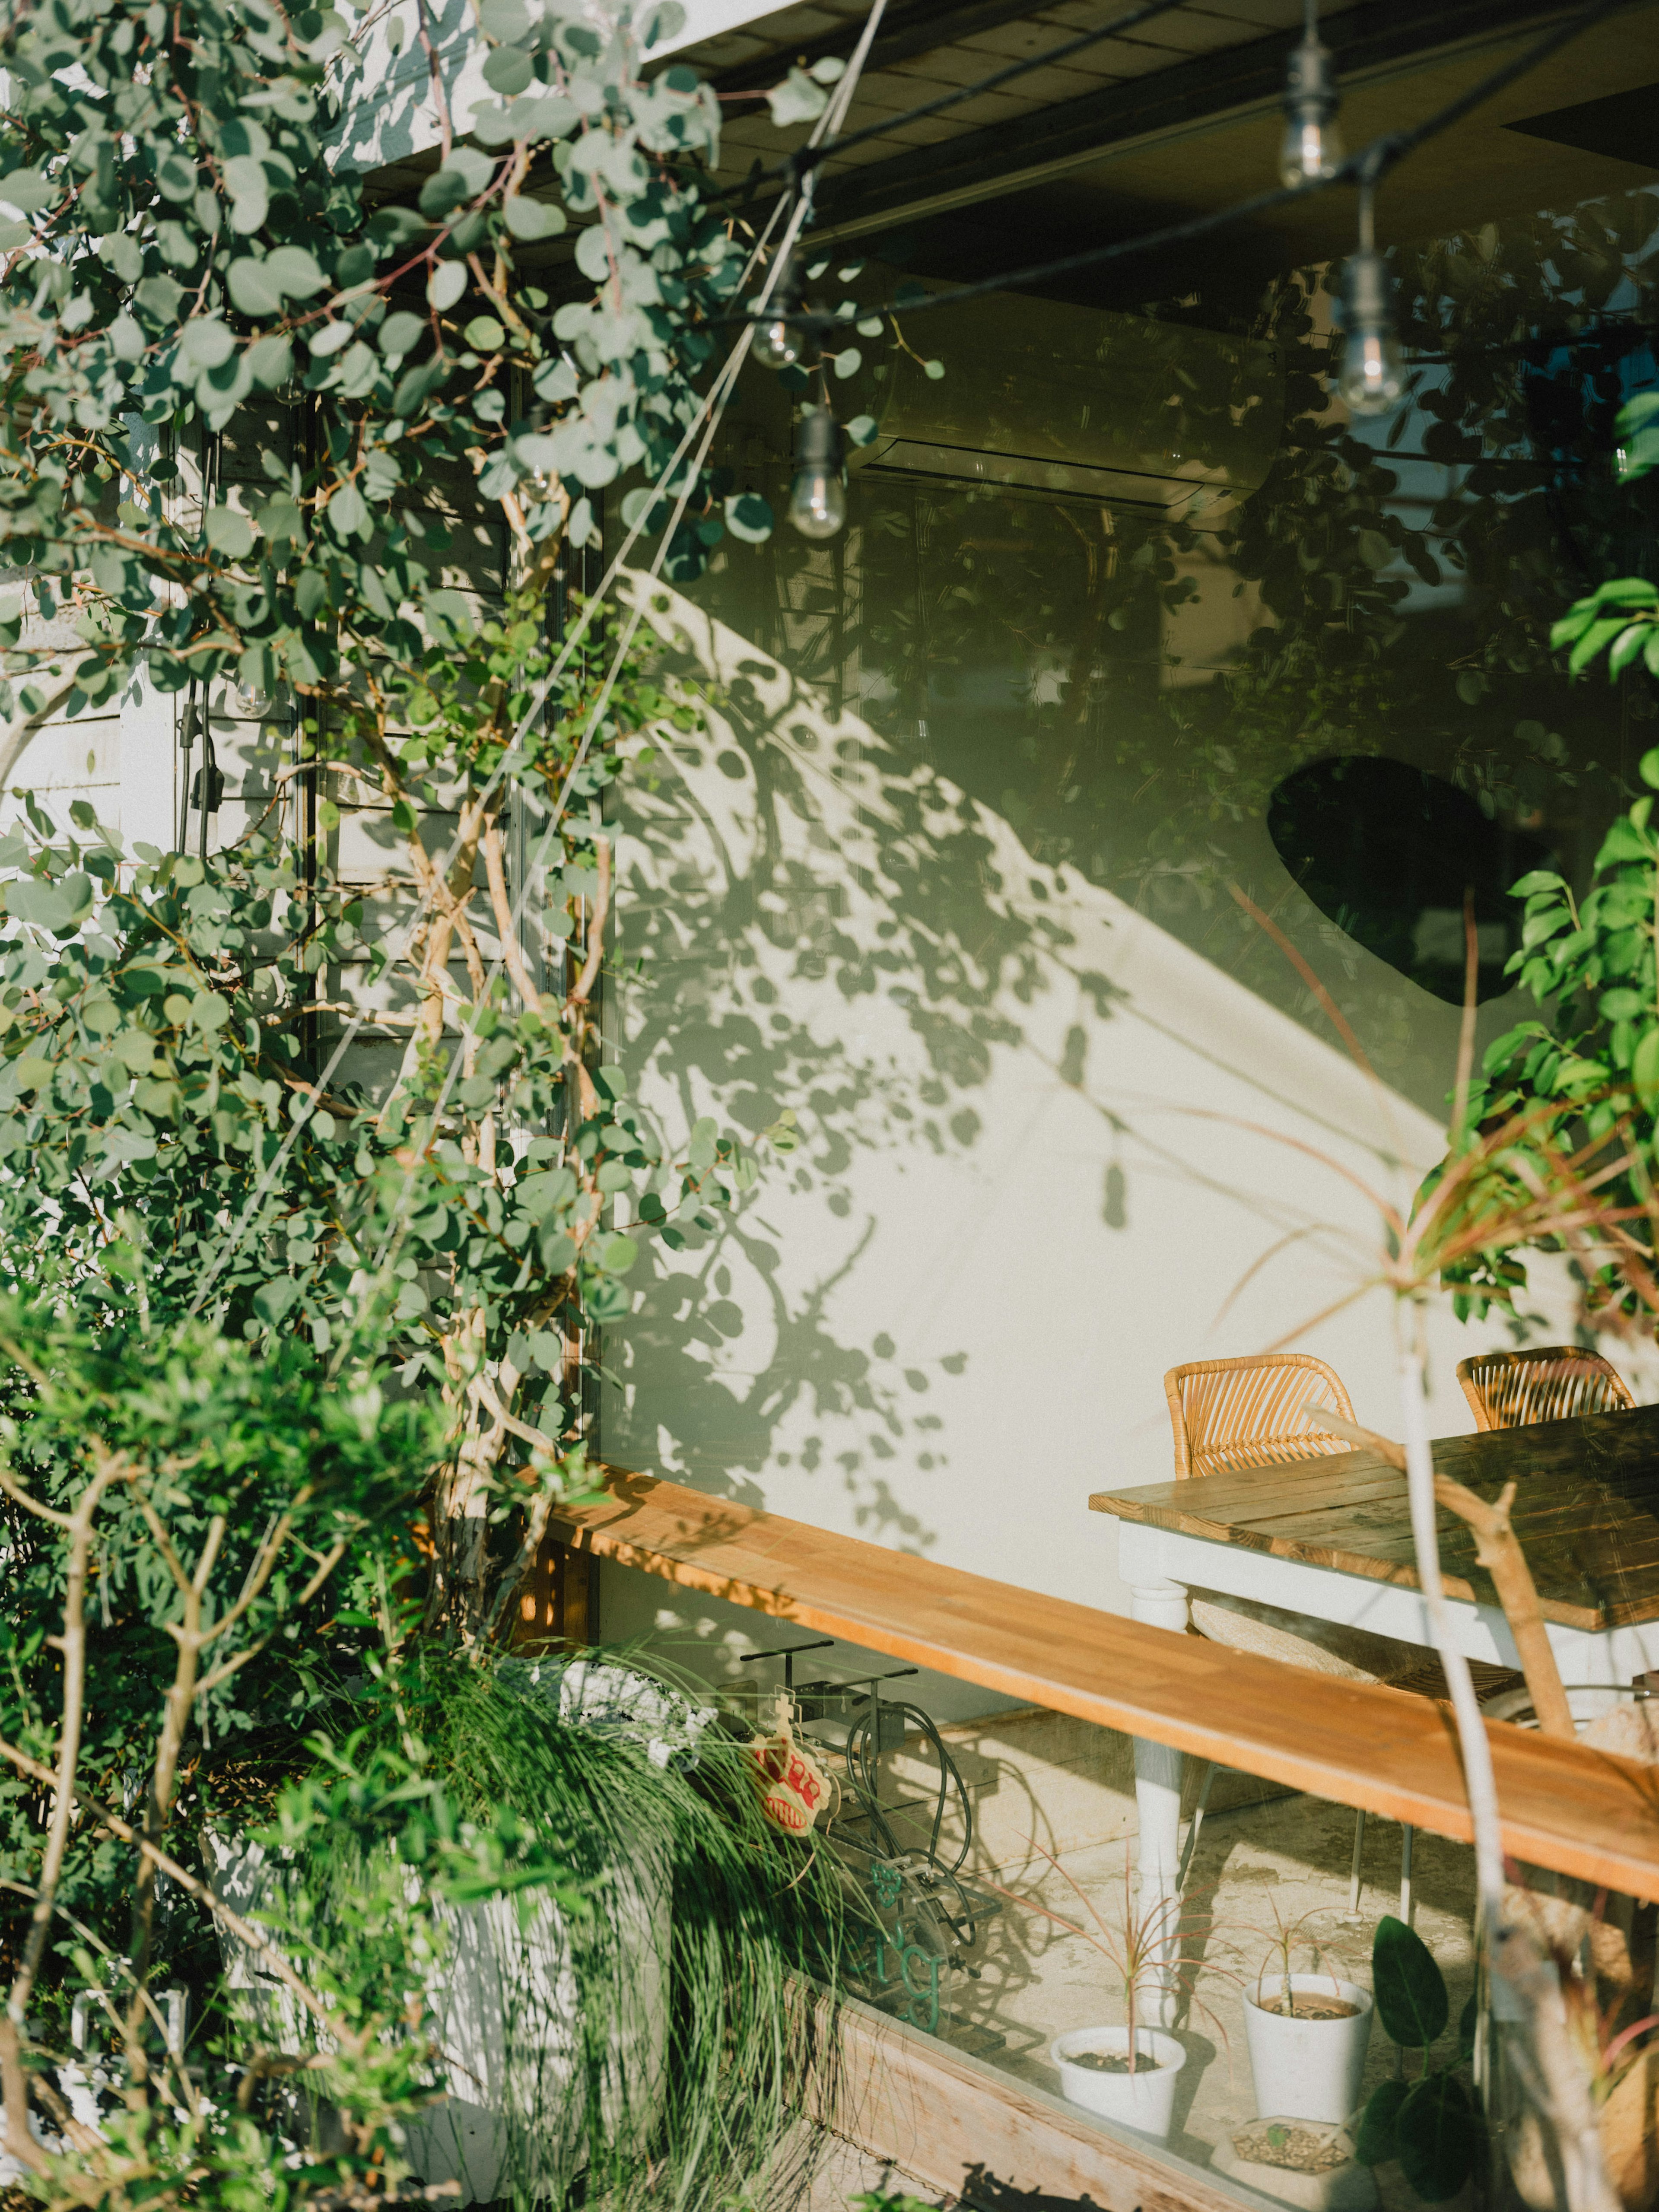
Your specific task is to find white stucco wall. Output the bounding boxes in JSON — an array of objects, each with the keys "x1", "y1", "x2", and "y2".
[{"x1": 594, "y1": 571, "x2": 1641, "y2": 1699}]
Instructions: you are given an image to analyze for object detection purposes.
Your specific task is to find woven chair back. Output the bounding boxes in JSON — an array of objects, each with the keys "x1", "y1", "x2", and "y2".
[
  {"x1": 1456, "y1": 1346, "x2": 1634, "y2": 1433},
  {"x1": 1164, "y1": 1352, "x2": 1357, "y2": 1481}
]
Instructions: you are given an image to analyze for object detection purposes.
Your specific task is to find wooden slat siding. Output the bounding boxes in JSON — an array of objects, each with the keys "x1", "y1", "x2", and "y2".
[
  {"x1": 548, "y1": 1469, "x2": 1659, "y2": 1901},
  {"x1": 1092, "y1": 1402, "x2": 1659, "y2": 1634},
  {"x1": 807, "y1": 1985, "x2": 1265, "y2": 2212}
]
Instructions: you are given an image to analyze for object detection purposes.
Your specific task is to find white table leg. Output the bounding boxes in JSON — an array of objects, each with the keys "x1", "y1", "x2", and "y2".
[{"x1": 1131, "y1": 1573, "x2": 1190, "y2": 2029}]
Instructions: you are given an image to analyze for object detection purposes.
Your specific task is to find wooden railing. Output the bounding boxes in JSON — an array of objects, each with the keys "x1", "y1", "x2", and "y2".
[{"x1": 550, "y1": 1468, "x2": 1659, "y2": 1901}]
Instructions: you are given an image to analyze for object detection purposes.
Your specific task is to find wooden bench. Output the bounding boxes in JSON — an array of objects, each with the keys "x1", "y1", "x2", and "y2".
[{"x1": 549, "y1": 1466, "x2": 1659, "y2": 1901}]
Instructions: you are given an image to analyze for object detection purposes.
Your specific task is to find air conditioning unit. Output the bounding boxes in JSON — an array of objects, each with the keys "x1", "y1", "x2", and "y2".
[{"x1": 855, "y1": 286, "x2": 1284, "y2": 528}]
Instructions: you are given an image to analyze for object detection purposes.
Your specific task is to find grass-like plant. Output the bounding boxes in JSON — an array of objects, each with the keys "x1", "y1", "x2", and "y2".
[{"x1": 1251, "y1": 1899, "x2": 1357, "y2": 2018}]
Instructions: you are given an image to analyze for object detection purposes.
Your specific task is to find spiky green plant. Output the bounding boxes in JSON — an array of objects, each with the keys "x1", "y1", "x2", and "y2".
[{"x1": 265, "y1": 1649, "x2": 848, "y2": 2212}]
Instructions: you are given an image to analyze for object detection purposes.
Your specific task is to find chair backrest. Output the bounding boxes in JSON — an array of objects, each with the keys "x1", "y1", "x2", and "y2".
[
  {"x1": 1164, "y1": 1353, "x2": 1358, "y2": 1481},
  {"x1": 1456, "y1": 1346, "x2": 1634, "y2": 1433}
]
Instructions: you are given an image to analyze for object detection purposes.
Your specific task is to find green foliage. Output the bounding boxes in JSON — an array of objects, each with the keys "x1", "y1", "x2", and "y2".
[
  {"x1": 313, "y1": 1651, "x2": 847, "y2": 2208},
  {"x1": 0, "y1": 1, "x2": 874, "y2": 2197},
  {"x1": 1372, "y1": 1911, "x2": 1450, "y2": 2046},
  {"x1": 0, "y1": 0, "x2": 751, "y2": 715},
  {"x1": 1355, "y1": 1918, "x2": 1484, "y2": 2202},
  {"x1": 1429, "y1": 721, "x2": 1659, "y2": 1326}
]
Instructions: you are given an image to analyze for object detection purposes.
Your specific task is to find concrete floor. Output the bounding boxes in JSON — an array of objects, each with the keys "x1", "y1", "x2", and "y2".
[{"x1": 885, "y1": 1791, "x2": 1481, "y2": 2212}]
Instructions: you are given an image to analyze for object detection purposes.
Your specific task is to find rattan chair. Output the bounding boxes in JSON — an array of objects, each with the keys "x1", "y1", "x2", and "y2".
[
  {"x1": 1165, "y1": 1353, "x2": 1416, "y2": 1919},
  {"x1": 1165, "y1": 1351, "x2": 1359, "y2": 1478},
  {"x1": 1456, "y1": 1345, "x2": 1634, "y2": 1433}
]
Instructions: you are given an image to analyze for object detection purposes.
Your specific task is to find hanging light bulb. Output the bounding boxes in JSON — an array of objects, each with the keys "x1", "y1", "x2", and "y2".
[
  {"x1": 753, "y1": 250, "x2": 802, "y2": 371},
  {"x1": 788, "y1": 405, "x2": 846, "y2": 540},
  {"x1": 1337, "y1": 183, "x2": 1407, "y2": 416},
  {"x1": 1278, "y1": 0, "x2": 1343, "y2": 188}
]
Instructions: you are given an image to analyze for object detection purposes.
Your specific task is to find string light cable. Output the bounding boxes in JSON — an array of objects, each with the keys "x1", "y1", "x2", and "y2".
[
  {"x1": 713, "y1": 0, "x2": 1198, "y2": 208},
  {"x1": 752, "y1": 0, "x2": 1637, "y2": 342},
  {"x1": 188, "y1": 0, "x2": 896, "y2": 1333}
]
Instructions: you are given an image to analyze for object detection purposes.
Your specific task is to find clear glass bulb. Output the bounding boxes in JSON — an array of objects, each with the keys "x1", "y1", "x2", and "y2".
[
  {"x1": 788, "y1": 465, "x2": 846, "y2": 540},
  {"x1": 754, "y1": 315, "x2": 800, "y2": 371},
  {"x1": 1279, "y1": 111, "x2": 1343, "y2": 188},
  {"x1": 1338, "y1": 326, "x2": 1407, "y2": 416}
]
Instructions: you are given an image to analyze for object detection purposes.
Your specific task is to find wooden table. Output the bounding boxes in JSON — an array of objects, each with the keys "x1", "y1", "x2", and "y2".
[{"x1": 1089, "y1": 1402, "x2": 1659, "y2": 2009}]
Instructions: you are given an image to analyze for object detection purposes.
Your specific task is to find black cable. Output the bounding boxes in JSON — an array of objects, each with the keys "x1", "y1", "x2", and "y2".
[
  {"x1": 722, "y1": 0, "x2": 1634, "y2": 336},
  {"x1": 786, "y1": 0, "x2": 1195, "y2": 192},
  {"x1": 841, "y1": 1697, "x2": 975, "y2": 1879}
]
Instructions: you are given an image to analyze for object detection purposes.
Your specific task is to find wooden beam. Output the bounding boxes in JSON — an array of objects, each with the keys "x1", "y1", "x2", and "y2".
[
  {"x1": 705, "y1": 0, "x2": 1048, "y2": 95},
  {"x1": 804, "y1": 0, "x2": 1585, "y2": 233},
  {"x1": 551, "y1": 1467, "x2": 1659, "y2": 1902}
]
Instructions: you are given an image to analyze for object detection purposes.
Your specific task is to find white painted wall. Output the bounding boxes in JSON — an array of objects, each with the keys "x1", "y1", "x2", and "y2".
[{"x1": 596, "y1": 572, "x2": 1641, "y2": 1699}]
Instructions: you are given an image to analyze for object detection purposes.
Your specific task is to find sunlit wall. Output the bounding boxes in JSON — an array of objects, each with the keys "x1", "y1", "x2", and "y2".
[{"x1": 600, "y1": 183, "x2": 1659, "y2": 1659}]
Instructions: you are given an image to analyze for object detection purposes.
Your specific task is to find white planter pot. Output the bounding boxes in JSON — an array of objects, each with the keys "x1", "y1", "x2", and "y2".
[
  {"x1": 1050, "y1": 2025, "x2": 1186, "y2": 2139},
  {"x1": 207, "y1": 1833, "x2": 669, "y2": 2207},
  {"x1": 1245, "y1": 1975, "x2": 1373, "y2": 2125}
]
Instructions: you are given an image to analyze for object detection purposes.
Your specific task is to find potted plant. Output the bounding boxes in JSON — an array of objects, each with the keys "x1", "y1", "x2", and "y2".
[
  {"x1": 1355, "y1": 1916, "x2": 1482, "y2": 2203},
  {"x1": 1244, "y1": 1905, "x2": 1373, "y2": 2126},
  {"x1": 991, "y1": 1851, "x2": 1232, "y2": 2141}
]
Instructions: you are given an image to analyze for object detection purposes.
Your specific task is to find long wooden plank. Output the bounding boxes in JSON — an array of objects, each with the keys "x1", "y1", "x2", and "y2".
[{"x1": 551, "y1": 1470, "x2": 1659, "y2": 1901}]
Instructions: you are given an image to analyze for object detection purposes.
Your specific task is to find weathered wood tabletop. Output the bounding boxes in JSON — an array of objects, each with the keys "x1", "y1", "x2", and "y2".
[{"x1": 1088, "y1": 1400, "x2": 1659, "y2": 1634}]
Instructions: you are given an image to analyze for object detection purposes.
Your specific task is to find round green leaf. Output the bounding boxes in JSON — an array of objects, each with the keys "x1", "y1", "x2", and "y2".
[
  {"x1": 483, "y1": 43, "x2": 534, "y2": 93},
  {"x1": 503, "y1": 195, "x2": 565, "y2": 240},
  {"x1": 254, "y1": 1277, "x2": 302, "y2": 1325},
  {"x1": 725, "y1": 492, "x2": 773, "y2": 544},
  {"x1": 599, "y1": 1232, "x2": 639, "y2": 1274},
  {"x1": 264, "y1": 244, "x2": 327, "y2": 299},
  {"x1": 205, "y1": 505, "x2": 256, "y2": 558},
  {"x1": 379, "y1": 310, "x2": 425, "y2": 357},
  {"x1": 479, "y1": 0, "x2": 531, "y2": 38},
  {"x1": 227, "y1": 257, "x2": 283, "y2": 317},
  {"x1": 247, "y1": 334, "x2": 292, "y2": 388},
  {"x1": 179, "y1": 318, "x2": 236, "y2": 370},
  {"x1": 327, "y1": 484, "x2": 370, "y2": 540},
  {"x1": 222, "y1": 155, "x2": 269, "y2": 235},
  {"x1": 464, "y1": 315, "x2": 505, "y2": 350},
  {"x1": 428, "y1": 261, "x2": 468, "y2": 313}
]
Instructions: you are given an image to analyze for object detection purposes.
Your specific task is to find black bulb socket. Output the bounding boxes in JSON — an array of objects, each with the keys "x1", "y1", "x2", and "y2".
[
  {"x1": 794, "y1": 405, "x2": 843, "y2": 475},
  {"x1": 1343, "y1": 246, "x2": 1394, "y2": 334},
  {"x1": 1284, "y1": 32, "x2": 1338, "y2": 128}
]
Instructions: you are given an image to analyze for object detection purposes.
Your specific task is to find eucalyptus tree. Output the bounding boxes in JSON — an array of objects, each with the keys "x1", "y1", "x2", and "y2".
[
  {"x1": 0, "y1": 0, "x2": 862, "y2": 2197},
  {"x1": 0, "y1": 0, "x2": 815, "y2": 1636}
]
